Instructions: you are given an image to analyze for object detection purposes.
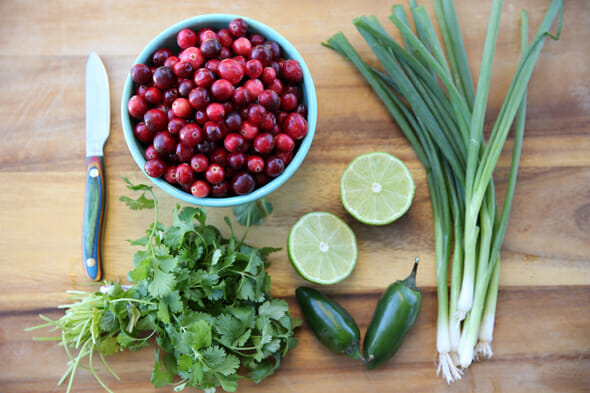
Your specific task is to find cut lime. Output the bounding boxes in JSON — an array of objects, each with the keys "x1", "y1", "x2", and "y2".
[
  {"x1": 340, "y1": 151, "x2": 415, "y2": 225},
  {"x1": 288, "y1": 212, "x2": 358, "y2": 285}
]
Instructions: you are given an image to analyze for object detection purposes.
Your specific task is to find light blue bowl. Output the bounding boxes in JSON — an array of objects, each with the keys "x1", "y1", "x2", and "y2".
[{"x1": 121, "y1": 14, "x2": 317, "y2": 207}]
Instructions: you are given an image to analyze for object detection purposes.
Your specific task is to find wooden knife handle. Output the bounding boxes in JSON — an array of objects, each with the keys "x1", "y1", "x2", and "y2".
[{"x1": 82, "y1": 156, "x2": 105, "y2": 281}]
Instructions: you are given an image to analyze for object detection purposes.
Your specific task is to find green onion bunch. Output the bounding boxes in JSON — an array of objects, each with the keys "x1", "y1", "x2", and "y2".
[{"x1": 323, "y1": 0, "x2": 563, "y2": 382}]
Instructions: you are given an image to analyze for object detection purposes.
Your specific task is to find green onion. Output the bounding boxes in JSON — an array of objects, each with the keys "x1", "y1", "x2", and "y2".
[{"x1": 324, "y1": 0, "x2": 563, "y2": 382}]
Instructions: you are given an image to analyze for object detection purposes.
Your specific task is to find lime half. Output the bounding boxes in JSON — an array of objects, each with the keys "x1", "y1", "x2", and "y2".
[
  {"x1": 340, "y1": 151, "x2": 415, "y2": 225},
  {"x1": 288, "y1": 212, "x2": 358, "y2": 285}
]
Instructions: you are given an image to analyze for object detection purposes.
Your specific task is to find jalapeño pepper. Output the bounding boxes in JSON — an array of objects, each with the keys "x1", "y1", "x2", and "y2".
[
  {"x1": 363, "y1": 258, "x2": 422, "y2": 369},
  {"x1": 295, "y1": 286, "x2": 362, "y2": 361}
]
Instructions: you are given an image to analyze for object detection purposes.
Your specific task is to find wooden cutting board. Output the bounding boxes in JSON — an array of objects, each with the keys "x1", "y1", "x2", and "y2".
[{"x1": 1, "y1": 0, "x2": 589, "y2": 392}]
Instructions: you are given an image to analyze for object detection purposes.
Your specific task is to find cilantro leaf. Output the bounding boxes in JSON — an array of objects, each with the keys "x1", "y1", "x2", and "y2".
[{"x1": 233, "y1": 198, "x2": 273, "y2": 226}]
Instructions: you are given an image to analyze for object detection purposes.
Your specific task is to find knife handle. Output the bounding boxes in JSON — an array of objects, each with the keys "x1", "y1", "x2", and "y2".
[{"x1": 82, "y1": 156, "x2": 105, "y2": 281}]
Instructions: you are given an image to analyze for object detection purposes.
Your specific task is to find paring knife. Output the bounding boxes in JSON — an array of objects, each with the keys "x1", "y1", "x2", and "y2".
[{"x1": 83, "y1": 52, "x2": 110, "y2": 281}]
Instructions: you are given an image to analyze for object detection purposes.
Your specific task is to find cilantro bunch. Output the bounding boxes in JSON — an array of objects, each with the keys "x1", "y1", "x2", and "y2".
[{"x1": 27, "y1": 179, "x2": 300, "y2": 393}]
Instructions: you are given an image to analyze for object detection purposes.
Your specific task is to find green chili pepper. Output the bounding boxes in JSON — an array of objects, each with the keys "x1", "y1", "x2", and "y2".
[
  {"x1": 363, "y1": 258, "x2": 422, "y2": 369},
  {"x1": 295, "y1": 286, "x2": 362, "y2": 361}
]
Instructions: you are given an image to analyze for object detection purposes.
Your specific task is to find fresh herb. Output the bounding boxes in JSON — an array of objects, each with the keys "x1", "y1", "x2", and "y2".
[
  {"x1": 26, "y1": 178, "x2": 300, "y2": 393},
  {"x1": 323, "y1": 0, "x2": 562, "y2": 382}
]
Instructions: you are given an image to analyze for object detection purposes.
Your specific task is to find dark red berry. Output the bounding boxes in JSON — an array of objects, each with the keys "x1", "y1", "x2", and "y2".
[
  {"x1": 217, "y1": 58, "x2": 244, "y2": 85},
  {"x1": 247, "y1": 104, "x2": 267, "y2": 125},
  {"x1": 276, "y1": 133, "x2": 295, "y2": 152},
  {"x1": 144, "y1": 158, "x2": 167, "y2": 177},
  {"x1": 190, "y1": 153, "x2": 209, "y2": 172},
  {"x1": 259, "y1": 112, "x2": 277, "y2": 132},
  {"x1": 240, "y1": 121, "x2": 259, "y2": 140},
  {"x1": 268, "y1": 78, "x2": 283, "y2": 95},
  {"x1": 134, "y1": 122, "x2": 154, "y2": 144},
  {"x1": 144, "y1": 108, "x2": 167, "y2": 132},
  {"x1": 195, "y1": 110, "x2": 208, "y2": 125},
  {"x1": 225, "y1": 112, "x2": 242, "y2": 132},
  {"x1": 194, "y1": 68, "x2": 216, "y2": 88},
  {"x1": 172, "y1": 61, "x2": 194, "y2": 79},
  {"x1": 265, "y1": 41, "x2": 281, "y2": 60},
  {"x1": 265, "y1": 156, "x2": 285, "y2": 177},
  {"x1": 261, "y1": 66, "x2": 276, "y2": 86},
  {"x1": 232, "y1": 86, "x2": 252, "y2": 107},
  {"x1": 245, "y1": 59, "x2": 263, "y2": 79},
  {"x1": 172, "y1": 97, "x2": 193, "y2": 118},
  {"x1": 228, "y1": 18, "x2": 248, "y2": 37},
  {"x1": 144, "y1": 144, "x2": 160, "y2": 160},
  {"x1": 205, "y1": 59, "x2": 220, "y2": 74},
  {"x1": 177, "y1": 28, "x2": 198, "y2": 49},
  {"x1": 227, "y1": 152, "x2": 246, "y2": 169},
  {"x1": 128, "y1": 95, "x2": 148, "y2": 119},
  {"x1": 200, "y1": 38, "x2": 222, "y2": 58},
  {"x1": 175, "y1": 163, "x2": 194, "y2": 186},
  {"x1": 210, "y1": 79, "x2": 234, "y2": 102},
  {"x1": 205, "y1": 103, "x2": 226, "y2": 123},
  {"x1": 253, "y1": 132, "x2": 275, "y2": 154},
  {"x1": 211, "y1": 180, "x2": 230, "y2": 197},
  {"x1": 164, "y1": 165, "x2": 178, "y2": 184},
  {"x1": 217, "y1": 28, "x2": 233, "y2": 47},
  {"x1": 178, "y1": 79, "x2": 195, "y2": 97},
  {"x1": 179, "y1": 47, "x2": 205, "y2": 69},
  {"x1": 188, "y1": 87, "x2": 211, "y2": 110},
  {"x1": 280, "y1": 92, "x2": 298, "y2": 111},
  {"x1": 243, "y1": 79, "x2": 264, "y2": 100},
  {"x1": 190, "y1": 179, "x2": 210, "y2": 198},
  {"x1": 247, "y1": 155, "x2": 265, "y2": 173},
  {"x1": 168, "y1": 118, "x2": 186, "y2": 135},
  {"x1": 144, "y1": 86, "x2": 162, "y2": 105},
  {"x1": 210, "y1": 147, "x2": 228, "y2": 167},
  {"x1": 203, "y1": 120, "x2": 224, "y2": 142},
  {"x1": 153, "y1": 66, "x2": 176, "y2": 89},
  {"x1": 175, "y1": 142, "x2": 194, "y2": 162},
  {"x1": 224, "y1": 133, "x2": 246, "y2": 153},
  {"x1": 153, "y1": 131, "x2": 176, "y2": 155},
  {"x1": 231, "y1": 172, "x2": 256, "y2": 195},
  {"x1": 152, "y1": 48, "x2": 174, "y2": 67},
  {"x1": 282, "y1": 59, "x2": 303, "y2": 83},
  {"x1": 199, "y1": 28, "x2": 217, "y2": 42},
  {"x1": 163, "y1": 88, "x2": 180, "y2": 106},
  {"x1": 249, "y1": 45, "x2": 272, "y2": 66},
  {"x1": 249, "y1": 33, "x2": 265, "y2": 46},
  {"x1": 130, "y1": 64, "x2": 152, "y2": 84},
  {"x1": 282, "y1": 112, "x2": 308, "y2": 140},
  {"x1": 178, "y1": 123, "x2": 203, "y2": 147},
  {"x1": 164, "y1": 56, "x2": 180, "y2": 68},
  {"x1": 232, "y1": 37, "x2": 252, "y2": 57}
]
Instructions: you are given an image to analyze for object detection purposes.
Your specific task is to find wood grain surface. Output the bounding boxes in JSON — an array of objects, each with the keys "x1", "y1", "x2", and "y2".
[{"x1": 1, "y1": 0, "x2": 589, "y2": 392}]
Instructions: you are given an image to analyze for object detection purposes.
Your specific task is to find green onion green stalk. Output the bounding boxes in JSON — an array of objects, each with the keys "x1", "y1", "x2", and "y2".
[{"x1": 323, "y1": 0, "x2": 563, "y2": 382}]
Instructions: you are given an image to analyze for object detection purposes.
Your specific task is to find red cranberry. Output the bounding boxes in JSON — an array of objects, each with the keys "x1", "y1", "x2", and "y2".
[
  {"x1": 217, "y1": 59, "x2": 244, "y2": 85},
  {"x1": 231, "y1": 172, "x2": 256, "y2": 195},
  {"x1": 203, "y1": 121, "x2": 224, "y2": 142},
  {"x1": 130, "y1": 64, "x2": 152, "y2": 84},
  {"x1": 144, "y1": 158, "x2": 167, "y2": 178},
  {"x1": 144, "y1": 108, "x2": 167, "y2": 132},
  {"x1": 268, "y1": 78, "x2": 283, "y2": 95},
  {"x1": 227, "y1": 152, "x2": 246, "y2": 169},
  {"x1": 232, "y1": 37, "x2": 252, "y2": 57},
  {"x1": 172, "y1": 97, "x2": 193, "y2": 118},
  {"x1": 163, "y1": 88, "x2": 180, "y2": 106},
  {"x1": 190, "y1": 153, "x2": 209, "y2": 172},
  {"x1": 244, "y1": 59, "x2": 263, "y2": 79},
  {"x1": 179, "y1": 47, "x2": 205, "y2": 69},
  {"x1": 265, "y1": 156, "x2": 285, "y2": 177},
  {"x1": 164, "y1": 56, "x2": 180, "y2": 68},
  {"x1": 196, "y1": 140, "x2": 215, "y2": 155},
  {"x1": 224, "y1": 133, "x2": 246, "y2": 153},
  {"x1": 249, "y1": 45, "x2": 272, "y2": 66},
  {"x1": 179, "y1": 123, "x2": 203, "y2": 147},
  {"x1": 175, "y1": 142, "x2": 194, "y2": 162},
  {"x1": 172, "y1": 61, "x2": 194, "y2": 79},
  {"x1": 191, "y1": 180, "x2": 210, "y2": 198},
  {"x1": 225, "y1": 112, "x2": 242, "y2": 132},
  {"x1": 194, "y1": 68, "x2": 215, "y2": 88},
  {"x1": 153, "y1": 66, "x2": 176, "y2": 89},
  {"x1": 205, "y1": 59, "x2": 220, "y2": 74},
  {"x1": 243, "y1": 79, "x2": 264, "y2": 100},
  {"x1": 153, "y1": 131, "x2": 176, "y2": 155},
  {"x1": 258, "y1": 89, "x2": 280, "y2": 113},
  {"x1": 255, "y1": 172, "x2": 270, "y2": 187},
  {"x1": 210, "y1": 147, "x2": 228, "y2": 167},
  {"x1": 259, "y1": 112, "x2": 277, "y2": 132},
  {"x1": 144, "y1": 144, "x2": 160, "y2": 160},
  {"x1": 177, "y1": 28, "x2": 198, "y2": 49},
  {"x1": 265, "y1": 41, "x2": 281, "y2": 60},
  {"x1": 167, "y1": 118, "x2": 186, "y2": 135},
  {"x1": 277, "y1": 111, "x2": 288, "y2": 124},
  {"x1": 233, "y1": 56, "x2": 247, "y2": 68},
  {"x1": 195, "y1": 110, "x2": 208, "y2": 125},
  {"x1": 240, "y1": 121, "x2": 259, "y2": 139},
  {"x1": 136, "y1": 84, "x2": 150, "y2": 97},
  {"x1": 247, "y1": 155, "x2": 265, "y2": 173},
  {"x1": 276, "y1": 133, "x2": 295, "y2": 152},
  {"x1": 200, "y1": 38, "x2": 222, "y2": 58},
  {"x1": 282, "y1": 59, "x2": 303, "y2": 83},
  {"x1": 217, "y1": 28, "x2": 233, "y2": 47},
  {"x1": 175, "y1": 163, "x2": 194, "y2": 186},
  {"x1": 282, "y1": 112, "x2": 307, "y2": 140},
  {"x1": 276, "y1": 151, "x2": 294, "y2": 166},
  {"x1": 188, "y1": 87, "x2": 211, "y2": 110},
  {"x1": 261, "y1": 67, "x2": 276, "y2": 86},
  {"x1": 128, "y1": 95, "x2": 148, "y2": 119},
  {"x1": 247, "y1": 104, "x2": 267, "y2": 125},
  {"x1": 210, "y1": 79, "x2": 234, "y2": 102},
  {"x1": 283, "y1": 84, "x2": 302, "y2": 100},
  {"x1": 164, "y1": 165, "x2": 178, "y2": 184},
  {"x1": 280, "y1": 92, "x2": 298, "y2": 111},
  {"x1": 228, "y1": 18, "x2": 248, "y2": 37},
  {"x1": 205, "y1": 164, "x2": 225, "y2": 184},
  {"x1": 134, "y1": 122, "x2": 154, "y2": 144},
  {"x1": 296, "y1": 103, "x2": 308, "y2": 117},
  {"x1": 144, "y1": 87, "x2": 162, "y2": 105},
  {"x1": 178, "y1": 79, "x2": 195, "y2": 97},
  {"x1": 219, "y1": 47, "x2": 232, "y2": 60},
  {"x1": 253, "y1": 132, "x2": 275, "y2": 154},
  {"x1": 211, "y1": 180, "x2": 230, "y2": 197},
  {"x1": 249, "y1": 33, "x2": 265, "y2": 46},
  {"x1": 152, "y1": 48, "x2": 174, "y2": 67},
  {"x1": 232, "y1": 86, "x2": 252, "y2": 107},
  {"x1": 205, "y1": 103, "x2": 226, "y2": 123}
]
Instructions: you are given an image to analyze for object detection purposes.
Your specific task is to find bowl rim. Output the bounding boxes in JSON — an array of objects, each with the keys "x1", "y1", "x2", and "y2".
[{"x1": 121, "y1": 13, "x2": 317, "y2": 208}]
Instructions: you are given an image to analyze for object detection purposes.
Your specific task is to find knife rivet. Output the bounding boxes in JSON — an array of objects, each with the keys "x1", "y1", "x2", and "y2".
[
  {"x1": 86, "y1": 258, "x2": 96, "y2": 267},
  {"x1": 90, "y1": 168, "x2": 99, "y2": 178}
]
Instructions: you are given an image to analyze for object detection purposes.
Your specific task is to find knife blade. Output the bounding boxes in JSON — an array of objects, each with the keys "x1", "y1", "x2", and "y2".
[{"x1": 83, "y1": 52, "x2": 110, "y2": 281}]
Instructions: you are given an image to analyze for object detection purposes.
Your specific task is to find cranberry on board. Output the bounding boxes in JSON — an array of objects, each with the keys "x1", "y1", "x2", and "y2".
[
  {"x1": 144, "y1": 108, "x2": 167, "y2": 132},
  {"x1": 144, "y1": 158, "x2": 167, "y2": 178},
  {"x1": 190, "y1": 179, "x2": 210, "y2": 198},
  {"x1": 130, "y1": 63, "x2": 152, "y2": 84},
  {"x1": 231, "y1": 172, "x2": 256, "y2": 195}
]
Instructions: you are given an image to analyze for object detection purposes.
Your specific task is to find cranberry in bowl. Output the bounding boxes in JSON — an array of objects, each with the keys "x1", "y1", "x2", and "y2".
[{"x1": 121, "y1": 14, "x2": 317, "y2": 207}]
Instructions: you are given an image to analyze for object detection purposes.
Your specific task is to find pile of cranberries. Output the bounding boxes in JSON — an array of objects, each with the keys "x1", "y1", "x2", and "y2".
[{"x1": 127, "y1": 17, "x2": 308, "y2": 198}]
